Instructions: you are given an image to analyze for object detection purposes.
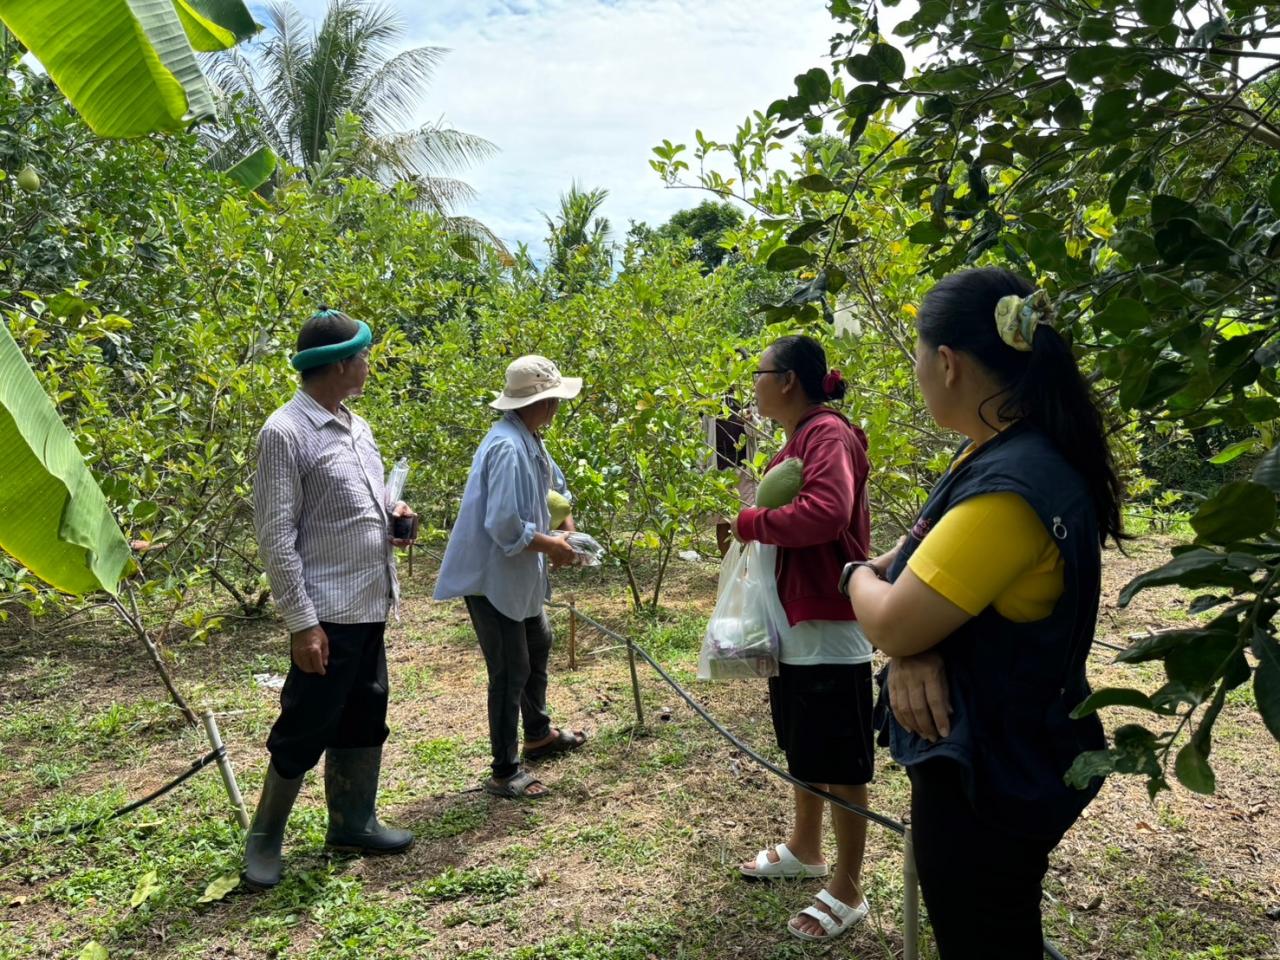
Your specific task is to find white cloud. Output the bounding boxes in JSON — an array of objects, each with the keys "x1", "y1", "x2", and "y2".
[{"x1": 260, "y1": 0, "x2": 836, "y2": 251}]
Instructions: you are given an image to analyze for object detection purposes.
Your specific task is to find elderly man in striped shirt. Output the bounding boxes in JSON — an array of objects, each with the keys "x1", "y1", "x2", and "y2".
[{"x1": 242, "y1": 308, "x2": 417, "y2": 891}]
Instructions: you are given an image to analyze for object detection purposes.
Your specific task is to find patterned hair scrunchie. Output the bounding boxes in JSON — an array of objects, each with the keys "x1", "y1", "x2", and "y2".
[{"x1": 994, "y1": 289, "x2": 1055, "y2": 352}]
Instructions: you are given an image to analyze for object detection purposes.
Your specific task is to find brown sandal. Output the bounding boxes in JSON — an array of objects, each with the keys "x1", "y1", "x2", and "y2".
[
  {"x1": 522, "y1": 728, "x2": 586, "y2": 762},
  {"x1": 483, "y1": 769, "x2": 549, "y2": 799}
]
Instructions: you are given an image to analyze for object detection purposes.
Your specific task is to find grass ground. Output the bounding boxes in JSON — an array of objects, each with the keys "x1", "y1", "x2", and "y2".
[{"x1": 0, "y1": 537, "x2": 1276, "y2": 959}]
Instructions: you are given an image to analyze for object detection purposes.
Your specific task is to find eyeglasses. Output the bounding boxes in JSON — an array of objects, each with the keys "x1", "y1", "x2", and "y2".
[{"x1": 752, "y1": 368, "x2": 789, "y2": 380}]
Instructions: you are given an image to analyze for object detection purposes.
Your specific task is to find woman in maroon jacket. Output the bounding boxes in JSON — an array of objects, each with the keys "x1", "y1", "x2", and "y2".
[{"x1": 732, "y1": 334, "x2": 874, "y2": 943}]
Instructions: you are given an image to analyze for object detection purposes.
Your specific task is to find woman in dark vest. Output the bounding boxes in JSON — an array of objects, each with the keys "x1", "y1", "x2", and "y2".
[{"x1": 844, "y1": 268, "x2": 1123, "y2": 957}]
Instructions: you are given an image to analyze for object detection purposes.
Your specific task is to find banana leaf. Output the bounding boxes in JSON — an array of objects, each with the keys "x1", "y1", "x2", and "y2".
[
  {"x1": 0, "y1": 0, "x2": 257, "y2": 137},
  {"x1": 0, "y1": 323, "x2": 131, "y2": 595}
]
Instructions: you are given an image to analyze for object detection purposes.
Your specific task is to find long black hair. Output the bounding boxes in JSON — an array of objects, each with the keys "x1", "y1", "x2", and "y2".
[
  {"x1": 769, "y1": 334, "x2": 847, "y2": 404},
  {"x1": 915, "y1": 268, "x2": 1124, "y2": 547}
]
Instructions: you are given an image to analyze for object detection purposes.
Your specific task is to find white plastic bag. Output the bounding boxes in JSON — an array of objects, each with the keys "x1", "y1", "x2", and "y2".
[
  {"x1": 699, "y1": 541, "x2": 780, "y2": 680},
  {"x1": 564, "y1": 531, "x2": 605, "y2": 566}
]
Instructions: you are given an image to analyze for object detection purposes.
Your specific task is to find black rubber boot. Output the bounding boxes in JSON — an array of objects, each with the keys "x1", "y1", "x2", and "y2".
[
  {"x1": 323, "y1": 746, "x2": 414, "y2": 854},
  {"x1": 241, "y1": 762, "x2": 304, "y2": 890}
]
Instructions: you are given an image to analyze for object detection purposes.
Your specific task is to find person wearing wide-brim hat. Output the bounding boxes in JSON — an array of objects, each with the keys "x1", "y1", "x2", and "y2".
[{"x1": 434, "y1": 355, "x2": 588, "y2": 799}]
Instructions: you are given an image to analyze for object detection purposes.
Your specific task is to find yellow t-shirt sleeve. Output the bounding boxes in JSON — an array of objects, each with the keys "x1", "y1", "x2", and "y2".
[{"x1": 907, "y1": 492, "x2": 1062, "y2": 620}]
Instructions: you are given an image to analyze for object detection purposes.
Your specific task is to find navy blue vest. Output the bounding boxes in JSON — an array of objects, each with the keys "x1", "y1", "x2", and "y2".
[{"x1": 881, "y1": 423, "x2": 1106, "y2": 837}]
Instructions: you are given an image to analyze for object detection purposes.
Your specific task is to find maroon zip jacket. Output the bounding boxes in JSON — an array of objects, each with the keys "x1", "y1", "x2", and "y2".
[{"x1": 735, "y1": 407, "x2": 871, "y2": 626}]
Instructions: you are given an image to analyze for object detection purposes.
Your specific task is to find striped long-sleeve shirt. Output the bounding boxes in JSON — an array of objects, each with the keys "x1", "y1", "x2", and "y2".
[{"x1": 252, "y1": 390, "x2": 398, "y2": 631}]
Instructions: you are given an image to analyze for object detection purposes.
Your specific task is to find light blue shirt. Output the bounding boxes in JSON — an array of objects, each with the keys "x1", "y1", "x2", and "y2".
[{"x1": 433, "y1": 412, "x2": 570, "y2": 620}]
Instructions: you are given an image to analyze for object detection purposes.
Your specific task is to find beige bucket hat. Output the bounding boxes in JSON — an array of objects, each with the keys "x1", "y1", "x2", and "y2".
[{"x1": 490, "y1": 355, "x2": 583, "y2": 410}]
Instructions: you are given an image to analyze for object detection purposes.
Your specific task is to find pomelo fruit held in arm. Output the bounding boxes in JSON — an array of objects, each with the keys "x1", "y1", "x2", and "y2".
[
  {"x1": 755, "y1": 457, "x2": 803, "y2": 508},
  {"x1": 547, "y1": 490, "x2": 572, "y2": 529}
]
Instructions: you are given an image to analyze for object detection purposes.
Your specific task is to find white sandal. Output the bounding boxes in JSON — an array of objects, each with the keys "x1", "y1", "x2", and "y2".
[
  {"x1": 788, "y1": 888, "x2": 870, "y2": 941},
  {"x1": 738, "y1": 842, "x2": 828, "y2": 879}
]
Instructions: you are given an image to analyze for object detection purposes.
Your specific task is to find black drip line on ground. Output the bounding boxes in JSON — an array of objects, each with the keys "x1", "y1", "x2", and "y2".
[
  {"x1": 1091, "y1": 637, "x2": 1129, "y2": 654},
  {"x1": 4, "y1": 746, "x2": 226, "y2": 842},
  {"x1": 551, "y1": 600, "x2": 1074, "y2": 960},
  {"x1": 557, "y1": 603, "x2": 908, "y2": 835}
]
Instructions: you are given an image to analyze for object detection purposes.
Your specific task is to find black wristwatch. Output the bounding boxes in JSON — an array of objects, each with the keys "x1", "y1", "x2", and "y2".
[{"x1": 839, "y1": 560, "x2": 882, "y2": 598}]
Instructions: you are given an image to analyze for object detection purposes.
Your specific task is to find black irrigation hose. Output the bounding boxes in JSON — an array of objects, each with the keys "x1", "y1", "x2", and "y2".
[
  {"x1": 8, "y1": 746, "x2": 225, "y2": 842},
  {"x1": 560, "y1": 602, "x2": 1072, "y2": 960},
  {"x1": 1091, "y1": 638, "x2": 1129, "y2": 655},
  {"x1": 563, "y1": 604, "x2": 907, "y2": 836}
]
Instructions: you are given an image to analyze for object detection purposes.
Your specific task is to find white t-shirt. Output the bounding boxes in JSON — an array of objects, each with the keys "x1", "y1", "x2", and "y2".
[
  {"x1": 778, "y1": 618, "x2": 873, "y2": 666},
  {"x1": 754, "y1": 543, "x2": 873, "y2": 665}
]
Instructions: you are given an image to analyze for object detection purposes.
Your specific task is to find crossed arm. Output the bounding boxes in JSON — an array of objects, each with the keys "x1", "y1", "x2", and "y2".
[{"x1": 849, "y1": 540, "x2": 973, "y2": 741}]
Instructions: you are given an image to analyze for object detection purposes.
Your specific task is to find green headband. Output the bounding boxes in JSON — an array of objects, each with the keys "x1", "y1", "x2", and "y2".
[{"x1": 290, "y1": 318, "x2": 372, "y2": 371}]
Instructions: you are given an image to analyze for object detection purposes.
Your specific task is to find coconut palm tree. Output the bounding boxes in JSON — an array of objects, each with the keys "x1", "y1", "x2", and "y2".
[
  {"x1": 207, "y1": 0, "x2": 495, "y2": 227},
  {"x1": 543, "y1": 183, "x2": 613, "y2": 292}
]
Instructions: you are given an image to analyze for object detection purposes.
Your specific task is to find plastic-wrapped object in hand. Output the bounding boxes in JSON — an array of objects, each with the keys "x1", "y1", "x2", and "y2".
[
  {"x1": 385, "y1": 457, "x2": 409, "y2": 505},
  {"x1": 564, "y1": 531, "x2": 605, "y2": 566},
  {"x1": 698, "y1": 541, "x2": 780, "y2": 680}
]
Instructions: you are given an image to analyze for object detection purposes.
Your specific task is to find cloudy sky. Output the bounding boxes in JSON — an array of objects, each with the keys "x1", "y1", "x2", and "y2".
[{"x1": 254, "y1": 0, "x2": 836, "y2": 252}]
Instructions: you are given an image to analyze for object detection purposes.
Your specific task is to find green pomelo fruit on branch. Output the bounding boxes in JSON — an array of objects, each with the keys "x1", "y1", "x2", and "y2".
[{"x1": 16, "y1": 165, "x2": 40, "y2": 193}]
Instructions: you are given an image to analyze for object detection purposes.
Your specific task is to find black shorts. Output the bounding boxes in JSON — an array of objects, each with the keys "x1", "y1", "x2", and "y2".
[
  {"x1": 768, "y1": 661, "x2": 875, "y2": 786},
  {"x1": 266, "y1": 621, "x2": 390, "y2": 780}
]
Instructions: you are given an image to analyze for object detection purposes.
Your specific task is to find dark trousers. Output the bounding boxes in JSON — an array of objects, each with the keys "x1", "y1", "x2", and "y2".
[
  {"x1": 909, "y1": 758, "x2": 1059, "y2": 959},
  {"x1": 266, "y1": 621, "x2": 390, "y2": 780},
  {"x1": 464, "y1": 596, "x2": 553, "y2": 780}
]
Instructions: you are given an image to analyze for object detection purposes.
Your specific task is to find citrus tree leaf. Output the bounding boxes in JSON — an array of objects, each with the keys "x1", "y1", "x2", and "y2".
[
  {"x1": 1208, "y1": 438, "x2": 1258, "y2": 465},
  {"x1": 1253, "y1": 443, "x2": 1280, "y2": 493},
  {"x1": 1118, "y1": 549, "x2": 1260, "y2": 606},
  {"x1": 78, "y1": 943, "x2": 108, "y2": 960},
  {"x1": 1070, "y1": 687, "x2": 1159, "y2": 718},
  {"x1": 1137, "y1": 0, "x2": 1175, "y2": 26},
  {"x1": 1191, "y1": 481, "x2": 1277, "y2": 544},
  {"x1": 794, "y1": 174, "x2": 837, "y2": 193},
  {"x1": 1174, "y1": 741, "x2": 1215, "y2": 794},
  {"x1": 766, "y1": 245, "x2": 816, "y2": 271},
  {"x1": 1254, "y1": 628, "x2": 1280, "y2": 742},
  {"x1": 908, "y1": 221, "x2": 945, "y2": 244},
  {"x1": 0, "y1": 323, "x2": 130, "y2": 595},
  {"x1": 1094, "y1": 297, "x2": 1149, "y2": 334}
]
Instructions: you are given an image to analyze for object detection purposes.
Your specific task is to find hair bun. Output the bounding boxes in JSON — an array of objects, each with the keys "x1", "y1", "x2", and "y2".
[{"x1": 822, "y1": 369, "x2": 846, "y2": 400}]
